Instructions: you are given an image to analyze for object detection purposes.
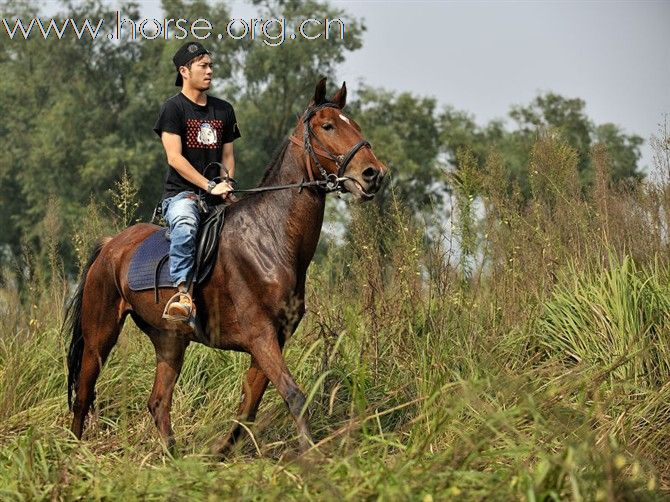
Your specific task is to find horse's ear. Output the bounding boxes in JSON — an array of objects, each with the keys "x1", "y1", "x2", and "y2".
[
  {"x1": 313, "y1": 77, "x2": 327, "y2": 106},
  {"x1": 330, "y1": 81, "x2": 347, "y2": 109}
]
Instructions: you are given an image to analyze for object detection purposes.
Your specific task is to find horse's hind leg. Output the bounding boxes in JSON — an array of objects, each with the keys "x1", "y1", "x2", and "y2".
[
  {"x1": 146, "y1": 330, "x2": 188, "y2": 450},
  {"x1": 211, "y1": 357, "x2": 269, "y2": 456},
  {"x1": 71, "y1": 297, "x2": 125, "y2": 439}
]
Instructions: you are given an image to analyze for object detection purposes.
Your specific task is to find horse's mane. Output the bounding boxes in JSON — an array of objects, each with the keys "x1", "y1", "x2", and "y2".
[{"x1": 257, "y1": 138, "x2": 291, "y2": 187}]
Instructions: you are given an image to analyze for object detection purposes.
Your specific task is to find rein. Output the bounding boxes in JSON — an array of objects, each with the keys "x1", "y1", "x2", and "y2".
[
  {"x1": 227, "y1": 175, "x2": 346, "y2": 194},
  {"x1": 214, "y1": 103, "x2": 372, "y2": 196}
]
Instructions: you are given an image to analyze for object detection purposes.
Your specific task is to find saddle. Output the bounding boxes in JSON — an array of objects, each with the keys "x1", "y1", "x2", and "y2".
[{"x1": 127, "y1": 204, "x2": 226, "y2": 303}]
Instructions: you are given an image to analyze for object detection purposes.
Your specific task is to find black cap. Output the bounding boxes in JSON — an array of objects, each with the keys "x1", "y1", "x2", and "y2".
[{"x1": 173, "y1": 42, "x2": 210, "y2": 87}]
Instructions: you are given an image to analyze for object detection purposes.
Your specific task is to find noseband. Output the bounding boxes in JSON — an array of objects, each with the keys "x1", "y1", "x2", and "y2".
[{"x1": 289, "y1": 102, "x2": 372, "y2": 190}]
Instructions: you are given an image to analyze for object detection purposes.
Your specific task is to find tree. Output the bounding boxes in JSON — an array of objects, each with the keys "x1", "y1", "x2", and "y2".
[
  {"x1": 350, "y1": 87, "x2": 444, "y2": 214},
  {"x1": 439, "y1": 92, "x2": 644, "y2": 198},
  {"x1": 593, "y1": 123, "x2": 644, "y2": 183},
  {"x1": 0, "y1": 0, "x2": 646, "y2": 285},
  {"x1": 0, "y1": 0, "x2": 149, "y2": 277},
  {"x1": 510, "y1": 93, "x2": 592, "y2": 174},
  {"x1": 230, "y1": 0, "x2": 365, "y2": 189},
  {"x1": 0, "y1": 0, "x2": 366, "y2": 277}
]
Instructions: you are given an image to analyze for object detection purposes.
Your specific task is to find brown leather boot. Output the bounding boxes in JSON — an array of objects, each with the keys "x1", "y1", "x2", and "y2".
[{"x1": 163, "y1": 292, "x2": 195, "y2": 321}]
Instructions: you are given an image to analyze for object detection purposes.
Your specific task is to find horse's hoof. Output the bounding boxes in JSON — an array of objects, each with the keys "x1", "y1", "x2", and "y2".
[
  {"x1": 298, "y1": 436, "x2": 316, "y2": 454},
  {"x1": 300, "y1": 444, "x2": 325, "y2": 462},
  {"x1": 161, "y1": 436, "x2": 178, "y2": 457},
  {"x1": 210, "y1": 438, "x2": 235, "y2": 459},
  {"x1": 280, "y1": 446, "x2": 326, "y2": 467}
]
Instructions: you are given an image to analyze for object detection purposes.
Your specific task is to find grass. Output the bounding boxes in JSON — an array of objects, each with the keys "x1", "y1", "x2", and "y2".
[{"x1": 1, "y1": 133, "x2": 670, "y2": 500}]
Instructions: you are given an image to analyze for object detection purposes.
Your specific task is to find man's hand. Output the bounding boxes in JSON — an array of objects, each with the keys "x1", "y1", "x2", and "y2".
[{"x1": 210, "y1": 180, "x2": 234, "y2": 199}]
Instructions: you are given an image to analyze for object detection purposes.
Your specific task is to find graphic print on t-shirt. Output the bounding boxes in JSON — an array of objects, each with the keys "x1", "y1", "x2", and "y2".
[{"x1": 186, "y1": 119, "x2": 223, "y2": 149}]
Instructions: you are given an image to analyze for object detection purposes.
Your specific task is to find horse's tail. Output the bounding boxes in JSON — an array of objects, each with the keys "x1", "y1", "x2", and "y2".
[{"x1": 64, "y1": 239, "x2": 107, "y2": 411}]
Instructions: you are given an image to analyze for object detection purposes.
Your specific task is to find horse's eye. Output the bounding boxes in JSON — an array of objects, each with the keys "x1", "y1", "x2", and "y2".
[{"x1": 322, "y1": 123, "x2": 334, "y2": 131}]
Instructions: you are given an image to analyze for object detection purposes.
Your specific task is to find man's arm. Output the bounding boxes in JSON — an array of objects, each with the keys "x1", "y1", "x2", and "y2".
[
  {"x1": 221, "y1": 142, "x2": 235, "y2": 179},
  {"x1": 161, "y1": 132, "x2": 209, "y2": 190}
]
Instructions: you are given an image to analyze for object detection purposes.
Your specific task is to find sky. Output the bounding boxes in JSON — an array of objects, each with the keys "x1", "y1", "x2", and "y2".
[
  {"x1": 326, "y1": 1, "x2": 670, "y2": 170},
  {"x1": 39, "y1": 0, "x2": 670, "y2": 169},
  {"x1": 197, "y1": 0, "x2": 670, "y2": 170}
]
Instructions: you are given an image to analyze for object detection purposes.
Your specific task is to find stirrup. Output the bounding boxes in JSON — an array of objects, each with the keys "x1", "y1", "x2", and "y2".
[{"x1": 162, "y1": 291, "x2": 195, "y2": 323}]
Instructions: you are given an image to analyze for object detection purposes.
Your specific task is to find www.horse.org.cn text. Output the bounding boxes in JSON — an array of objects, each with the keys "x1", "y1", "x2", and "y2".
[{"x1": 1, "y1": 13, "x2": 346, "y2": 46}]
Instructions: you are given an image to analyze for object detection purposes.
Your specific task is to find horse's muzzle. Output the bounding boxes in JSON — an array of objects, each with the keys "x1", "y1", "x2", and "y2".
[{"x1": 362, "y1": 165, "x2": 386, "y2": 193}]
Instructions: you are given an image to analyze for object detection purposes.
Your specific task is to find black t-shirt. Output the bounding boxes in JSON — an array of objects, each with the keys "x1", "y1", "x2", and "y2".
[{"x1": 153, "y1": 92, "x2": 241, "y2": 198}]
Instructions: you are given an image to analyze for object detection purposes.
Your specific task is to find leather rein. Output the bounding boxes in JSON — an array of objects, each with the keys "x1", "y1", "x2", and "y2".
[{"x1": 223, "y1": 103, "x2": 372, "y2": 195}]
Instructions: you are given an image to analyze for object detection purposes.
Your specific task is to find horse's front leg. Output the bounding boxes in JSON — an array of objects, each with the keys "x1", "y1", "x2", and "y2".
[
  {"x1": 211, "y1": 357, "x2": 269, "y2": 456},
  {"x1": 249, "y1": 331, "x2": 314, "y2": 452},
  {"x1": 147, "y1": 332, "x2": 188, "y2": 450}
]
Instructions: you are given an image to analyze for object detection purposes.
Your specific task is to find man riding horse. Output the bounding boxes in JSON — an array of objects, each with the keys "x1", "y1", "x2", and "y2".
[
  {"x1": 153, "y1": 42, "x2": 240, "y2": 322},
  {"x1": 66, "y1": 73, "x2": 386, "y2": 455}
]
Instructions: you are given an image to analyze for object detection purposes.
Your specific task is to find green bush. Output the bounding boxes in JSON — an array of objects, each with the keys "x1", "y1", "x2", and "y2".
[{"x1": 1, "y1": 133, "x2": 668, "y2": 499}]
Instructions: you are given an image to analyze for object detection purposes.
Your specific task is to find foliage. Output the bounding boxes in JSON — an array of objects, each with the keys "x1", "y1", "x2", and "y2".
[
  {"x1": 0, "y1": 0, "x2": 366, "y2": 277},
  {"x1": 1, "y1": 130, "x2": 669, "y2": 498},
  {"x1": 0, "y1": 0, "x2": 164, "y2": 277},
  {"x1": 0, "y1": 0, "x2": 649, "y2": 280},
  {"x1": 441, "y1": 93, "x2": 644, "y2": 199},
  {"x1": 349, "y1": 88, "x2": 444, "y2": 214},
  {"x1": 539, "y1": 255, "x2": 670, "y2": 388},
  {"x1": 231, "y1": 0, "x2": 365, "y2": 189}
]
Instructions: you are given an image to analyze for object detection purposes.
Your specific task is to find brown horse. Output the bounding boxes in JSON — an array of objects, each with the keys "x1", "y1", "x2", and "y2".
[{"x1": 64, "y1": 78, "x2": 386, "y2": 455}]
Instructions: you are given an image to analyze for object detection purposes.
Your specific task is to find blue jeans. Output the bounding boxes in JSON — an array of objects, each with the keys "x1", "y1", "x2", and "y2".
[{"x1": 162, "y1": 191, "x2": 201, "y2": 287}]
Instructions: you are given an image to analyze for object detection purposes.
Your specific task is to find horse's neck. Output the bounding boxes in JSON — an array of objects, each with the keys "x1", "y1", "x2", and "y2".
[{"x1": 255, "y1": 144, "x2": 326, "y2": 267}]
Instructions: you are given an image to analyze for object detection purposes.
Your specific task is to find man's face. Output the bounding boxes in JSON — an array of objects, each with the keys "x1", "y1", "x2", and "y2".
[{"x1": 182, "y1": 54, "x2": 213, "y2": 91}]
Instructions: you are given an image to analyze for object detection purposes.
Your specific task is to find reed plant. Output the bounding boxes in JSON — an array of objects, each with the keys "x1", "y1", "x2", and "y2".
[{"x1": 1, "y1": 131, "x2": 669, "y2": 500}]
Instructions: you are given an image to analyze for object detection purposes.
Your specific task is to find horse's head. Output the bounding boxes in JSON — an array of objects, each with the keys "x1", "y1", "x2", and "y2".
[{"x1": 294, "y1": 78, "x2": 387, "y2": 201}]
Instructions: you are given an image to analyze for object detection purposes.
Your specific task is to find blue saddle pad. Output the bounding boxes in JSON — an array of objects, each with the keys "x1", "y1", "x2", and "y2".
[
  {"x1": 127, "y1": 229, "x2": 175, "y2": 291},
  {"x1": 128, "y1": 205, "x2": 225, "y2": 292}
]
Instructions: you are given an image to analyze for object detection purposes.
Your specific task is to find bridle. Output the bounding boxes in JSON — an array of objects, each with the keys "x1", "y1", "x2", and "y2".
[
  {"x1": 218, "y1": 102, "x2": 373, "y2": 195},
  {"x1": 289, "y1": 102, "x2": 372, "y2": 190}
]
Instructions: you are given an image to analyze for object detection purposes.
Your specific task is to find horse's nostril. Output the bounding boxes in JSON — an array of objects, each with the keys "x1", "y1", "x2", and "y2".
[{"x1": 362, "y1": 167, "x2": 379, "y2": 181}]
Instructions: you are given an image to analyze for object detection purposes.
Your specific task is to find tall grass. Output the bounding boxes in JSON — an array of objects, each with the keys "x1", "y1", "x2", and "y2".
[{"x1": 1, "y1": 130, "x2": 669, "y2": 499}]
